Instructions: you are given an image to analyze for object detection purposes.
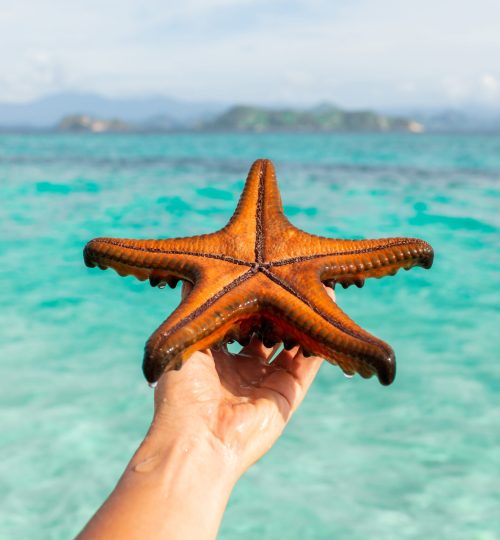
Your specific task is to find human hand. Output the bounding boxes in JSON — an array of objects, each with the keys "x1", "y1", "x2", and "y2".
[
  {"x1": 77, "y1": 286, "x2": 333, "y2": 540},
  {"x1": 148, "y1": 284, "x2": 332, "y2": 481}
]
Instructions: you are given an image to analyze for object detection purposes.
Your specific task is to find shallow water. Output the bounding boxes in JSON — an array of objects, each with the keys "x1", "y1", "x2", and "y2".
[{"x1": 1, "y1": 133, "x2": 499, "y2": 539}]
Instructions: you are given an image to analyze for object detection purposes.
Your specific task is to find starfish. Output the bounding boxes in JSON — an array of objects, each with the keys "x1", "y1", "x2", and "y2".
[{"x1": 84, "y1": 159, "x2": 433, "y2": 385}]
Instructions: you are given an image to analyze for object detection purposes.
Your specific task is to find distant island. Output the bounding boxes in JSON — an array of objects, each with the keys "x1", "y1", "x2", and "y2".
[
  {"x1": 1, "y1": 91, "x2": 499, "y2": 133},
  {"x1": 57, "y1": 115, "x2": 130, "y2": 133},
  {"x1": 56, "y1": 103, "x2": 424, "y2": 134},
  {"x1": 197, "y1": 104, "x2": 424, "y2": 133}
]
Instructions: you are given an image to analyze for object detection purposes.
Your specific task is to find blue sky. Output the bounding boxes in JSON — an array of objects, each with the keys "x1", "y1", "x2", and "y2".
[{"x1": 0, "y1": 0, "x2": 499, "y2": 109}]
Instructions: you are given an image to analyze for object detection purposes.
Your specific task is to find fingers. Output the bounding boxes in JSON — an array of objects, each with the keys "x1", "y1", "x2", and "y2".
[
  {"x1": 238, "y1": 334, "x2": 281, "y2": 363},
  {"x1": 258, "y1": 348, "x2": 322, "y2": 417},
  {"x1": 273, "y1": 347, "x2": 323, "y2": 394},
  {"x1": 226, "y1": 337, "x2": 278, "y2": 386}
]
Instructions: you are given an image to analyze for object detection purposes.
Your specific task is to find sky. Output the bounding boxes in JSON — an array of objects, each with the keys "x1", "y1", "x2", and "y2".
[{"x1": 0, "y1": 0, "x2": 499, "y2": 109}]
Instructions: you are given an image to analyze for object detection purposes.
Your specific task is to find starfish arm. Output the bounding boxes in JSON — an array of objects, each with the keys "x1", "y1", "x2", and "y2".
[
  {"x1": 223, "y1": 159, "x2": 292, "y2": 261},
  {"x1": 83, "y1": 235, "x2": 251, "y2": 284},
  {"x1": 263, "y1": 268, "x2": 396, "y2": 384},
  {"x1": 143, "y1": 270, "x2": 262, "y2": 382},
  {"x1": 271, "y1": 236, "x2": 433, "y2": 287}
]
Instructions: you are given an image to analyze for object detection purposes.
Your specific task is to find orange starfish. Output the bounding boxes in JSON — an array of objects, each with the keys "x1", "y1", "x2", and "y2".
[{"x1": 84, "y1": 159, "x2": 433, "y2": 385}]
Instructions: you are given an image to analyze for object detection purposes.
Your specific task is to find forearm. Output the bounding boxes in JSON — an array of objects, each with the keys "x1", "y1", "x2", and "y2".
[{"x1": 76, "y1": 425, "x2": 238, "y2": 540}]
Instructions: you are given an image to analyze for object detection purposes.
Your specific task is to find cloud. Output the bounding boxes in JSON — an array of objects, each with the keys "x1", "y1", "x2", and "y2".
[
  {"x1": 0, "y1": 0, "x2": 499, "y2": 108},
  {"x1": 480, "y1": 74, "x2": 499, "y2": 103}
]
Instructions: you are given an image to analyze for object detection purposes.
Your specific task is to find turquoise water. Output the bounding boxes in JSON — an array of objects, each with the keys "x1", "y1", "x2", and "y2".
[{"x1": 1, "y1": 133, "x2": 499, "y2": 539}]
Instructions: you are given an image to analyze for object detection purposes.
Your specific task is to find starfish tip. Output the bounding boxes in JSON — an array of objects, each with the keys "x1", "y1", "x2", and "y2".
[
  {"x1": 421, "y1": 242, "x2": 434, "y2": 269},
  {"x1": 83, "y1": 242, "x2": 97, "y2": 268},
  {"x1": 378, "y1": 348, "x2": 396, "y2": 386}
]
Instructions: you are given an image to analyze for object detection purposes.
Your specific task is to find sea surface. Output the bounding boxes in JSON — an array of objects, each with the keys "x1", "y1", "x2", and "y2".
[{"x1": 1, "y1": 133, "x2": 499, "y2": 539}]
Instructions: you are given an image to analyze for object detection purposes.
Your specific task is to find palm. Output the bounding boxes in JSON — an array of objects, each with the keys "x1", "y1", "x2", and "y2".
[{"x1": 153, "y1": 340, "x2": 322, "y2": 471}]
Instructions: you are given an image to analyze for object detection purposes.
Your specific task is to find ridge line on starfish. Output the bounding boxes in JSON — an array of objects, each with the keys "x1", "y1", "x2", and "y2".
[
  {"x1": 85, "y1": 238, "x2": 252, "y2": 267},
  {"x1": 254, "y1": 159, "x2": 267, "y2": 263},
  {"x1": 267, "y1": 238, "x2": 432, "y2": 267}
]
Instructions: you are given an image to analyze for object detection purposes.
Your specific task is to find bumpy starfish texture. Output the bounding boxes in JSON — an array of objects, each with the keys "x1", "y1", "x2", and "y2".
[{"x1": 84, "y1": 159, "x2": 433, "y2": 385}]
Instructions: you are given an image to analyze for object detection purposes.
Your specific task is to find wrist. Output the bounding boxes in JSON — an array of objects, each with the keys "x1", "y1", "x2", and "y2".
[
  {"x1": 79, "y1": 423, "x2": 237, "y2": 540},
  {"x1": 110, "y1": 425, "x2": 239, "y2": 540},
  {"x1": 130, "y1": 420, "x2": 240, "y2": 493}
]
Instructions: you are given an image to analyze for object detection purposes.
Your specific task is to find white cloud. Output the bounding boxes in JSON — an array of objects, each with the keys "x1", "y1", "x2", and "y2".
[{"x1": 0, "y1": 0, "x2": 499, "y2": 108}]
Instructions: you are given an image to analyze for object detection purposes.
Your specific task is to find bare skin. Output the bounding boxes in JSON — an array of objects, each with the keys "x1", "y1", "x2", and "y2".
[{"x1": 76, "y1": 288, "x2": 333, "y2": 540}]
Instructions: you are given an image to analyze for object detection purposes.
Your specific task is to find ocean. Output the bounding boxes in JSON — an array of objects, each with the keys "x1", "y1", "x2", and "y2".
[{"x1": 1, "y1": 133, "x2": 499, "y2": 539}]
